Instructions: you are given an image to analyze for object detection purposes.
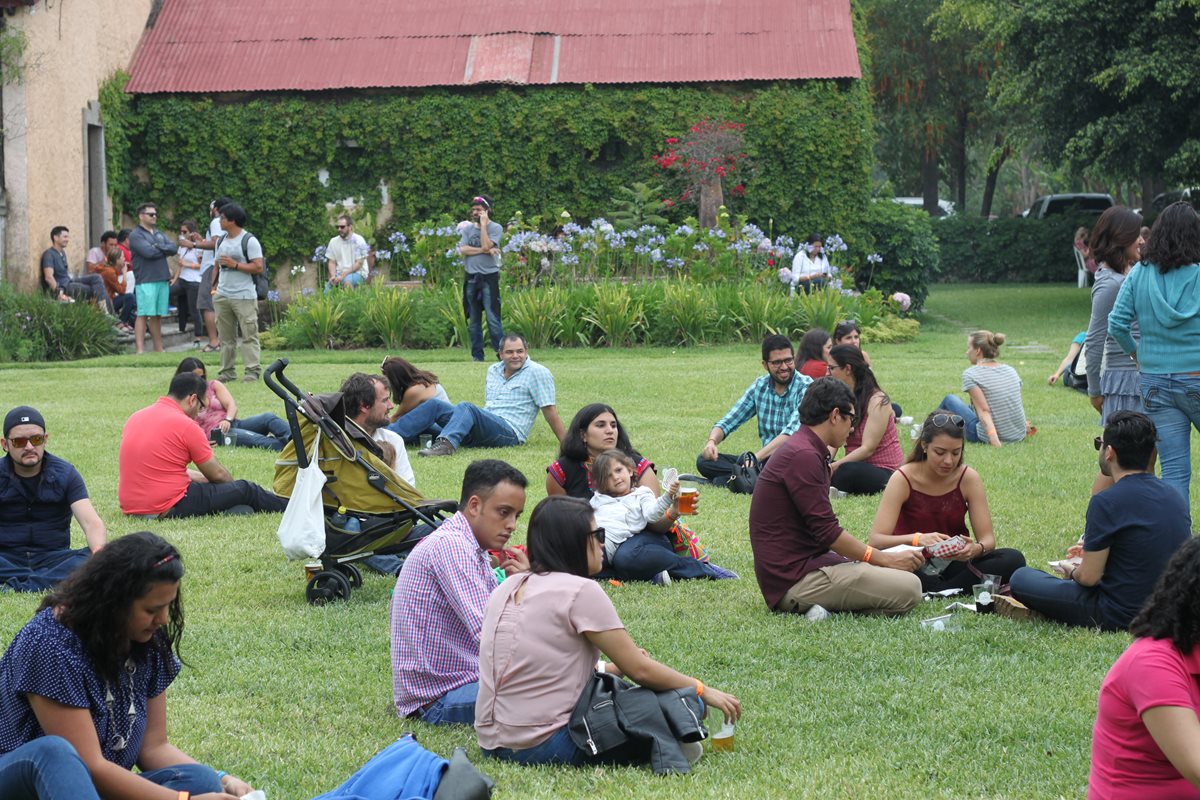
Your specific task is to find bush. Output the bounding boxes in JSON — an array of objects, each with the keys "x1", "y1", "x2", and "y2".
[
  {"x1": 0, "y1": 285, "x2": 119, "y2": 362},
  {"x1": 933, "y1": 215, "x2": 1088, "y2": 283},
  {"x1": 857, "y1": 200, "x2": 940, "y2": 311}
]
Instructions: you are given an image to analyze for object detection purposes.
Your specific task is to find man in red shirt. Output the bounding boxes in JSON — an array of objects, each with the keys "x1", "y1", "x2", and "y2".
[
  {"x1": 749, "y1": 378, "x2": 923, "y2": 616},
  {"x1": 118, "y1": 372, "x2": 287, "y2": 518}
]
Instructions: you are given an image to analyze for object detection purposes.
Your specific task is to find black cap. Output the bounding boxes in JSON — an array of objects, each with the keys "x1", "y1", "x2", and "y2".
[{"x1": 4, "y1": 406, "x2": 45, "y2": 437}]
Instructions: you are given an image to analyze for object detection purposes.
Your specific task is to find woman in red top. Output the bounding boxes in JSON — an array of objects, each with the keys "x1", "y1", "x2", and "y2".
[
  {"x1": 867, "y1": 411, "x2": 1026, "y2": 593},
  {"x1": 828, "y1": 345, "x2": 904, "y2": 495},
  {"x1": 797, "y1": 328, "x2": 833, "y2": 380}
]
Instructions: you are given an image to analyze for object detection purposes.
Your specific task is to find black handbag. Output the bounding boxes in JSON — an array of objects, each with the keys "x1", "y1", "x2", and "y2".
[{"x1": 726, "y1": 451, "x2": 760, "y2": 494}]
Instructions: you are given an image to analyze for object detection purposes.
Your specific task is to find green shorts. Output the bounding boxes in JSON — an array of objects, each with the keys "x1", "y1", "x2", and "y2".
[{"x1": 135, "y1": 281, "x2": 169, "y2": 316}]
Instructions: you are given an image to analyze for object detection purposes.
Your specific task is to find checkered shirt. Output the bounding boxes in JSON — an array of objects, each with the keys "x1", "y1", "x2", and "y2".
[{"x1": 714, "y1": 373, "x2": 812, "y2": 446}]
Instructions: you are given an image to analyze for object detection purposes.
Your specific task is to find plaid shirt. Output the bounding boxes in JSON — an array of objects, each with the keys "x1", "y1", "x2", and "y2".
[
  {"x1": 391, "y1": 511, "x2": 497, "y2": 717},
  {"x1": 714, "y1": 373, "x2": 812, "y2": 446},
  {"x1": 484, "y1": 358, "x2": 556, "y2": 443}
]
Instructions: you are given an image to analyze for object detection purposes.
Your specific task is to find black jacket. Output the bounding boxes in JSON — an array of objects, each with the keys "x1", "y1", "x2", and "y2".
[{"x1": 568, "y1": 671, "x2": 707, "y2": 774}]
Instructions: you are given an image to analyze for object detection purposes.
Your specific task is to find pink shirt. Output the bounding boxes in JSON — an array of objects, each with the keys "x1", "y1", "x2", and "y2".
[
  {"x1": 1089, "y1": 637, "x2": 1200, "y2": 799},
  {"x1": 475, "y1": 572, "x2": 624, "y2": 750},
  {"x1": 195, "y1": 381, "x2": 228, "y2": 436},
  {"x1": 118, "y1": 397, "x2": 213, "y2": 515},
  {"x1": 844, "y1": 395, "x2": 904, "y2": 470}
]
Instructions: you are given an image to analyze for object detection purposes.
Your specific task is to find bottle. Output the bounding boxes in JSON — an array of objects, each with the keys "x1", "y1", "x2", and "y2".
[
  {"x1": 330, "y1": 506, "x2": 349, "y2": 530},
  {"x1": 335, "y1": 506, "x2": 361, "y2": 533}
]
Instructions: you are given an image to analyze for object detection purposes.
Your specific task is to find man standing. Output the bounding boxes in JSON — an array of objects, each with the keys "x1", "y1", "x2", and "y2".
[
  {"x1": 1006, "y1": 411, "x2": 1190, "y2": 630},
  {"x1": 749, "y1": 378, "x2": 923, "y2": 616},
  {"x1": 325, "y1": 215, "x2": 370, "y2": 291},
  {"x1": 696, "y1": 334, "x2": 813, "y2": 488},
  {"x1": 391, "y1": 459, "x2": 528, "y2": 724},
  {"x1": 192, "y1": 197, "x2": 232, "y2": 352},
  {"x1": 418, "y1": 334, "x2": 565, "y2": 457},
  {"x1": 40, "y1": 226, "x2": 113, "y2": 314},
  {"x1": 118, "y1": 372, "x2": 287, "y2": 519},
  {"x1": 459, "y1": 194, "x2": 504, "y2": 361},
  {"x1": 0, "y1": 407, "x2": 107, "y2": 591},
  {"x1": 210, "y1": 203, "x2": 263, "y2": 382},
  {"x1": 127, "y1": 203, "x2": 178, "y2": 354},
  {"x1": 341, "y1": 372, "x2": 415, "y2": 487}
]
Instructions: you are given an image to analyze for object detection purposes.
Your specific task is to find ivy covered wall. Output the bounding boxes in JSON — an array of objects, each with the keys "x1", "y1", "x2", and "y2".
[{"x1": 102, "y1": 76, "x2": 873, "y2": 266}]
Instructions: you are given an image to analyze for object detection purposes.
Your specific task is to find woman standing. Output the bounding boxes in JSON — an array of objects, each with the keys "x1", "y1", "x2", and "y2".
[
  {"x1": 940, "y1": 331, "x2": 1028, "y2": 447},
  {"x1": 476, "y1": 496, "x2": 741, "y2": 767},
  {"x1": 868, "y1": 412, "x2": 1025, "y2": 593},
  {"x1": 381, "y1": 356, "x2": 453, "y2": 444},
  {"x1": 1109, "y1": 201, "x2": 1200, "y2": 502},
  {"x1": 0, "y1": 532, "x2": 255, "y2": 799},
  {"x1": 828, "y1": 345, "x2": 904, "y2": 495}
]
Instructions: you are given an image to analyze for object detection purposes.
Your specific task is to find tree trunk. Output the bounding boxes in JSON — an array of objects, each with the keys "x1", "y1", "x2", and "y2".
[
  {"x1": 980, "y1": 134, "x2": 1009, "y2": 219},
  {"x1": 921, "y1": 140, "x2": 940, "y2": 216},
  {"x1": 699, "y1": 176, "x2": 724, "y2": 230}
]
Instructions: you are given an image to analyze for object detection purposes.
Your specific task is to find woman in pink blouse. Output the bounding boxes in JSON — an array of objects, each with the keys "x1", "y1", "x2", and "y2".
[{"x1": 828, "y1": 345, "x2": 904, "y2": 495}]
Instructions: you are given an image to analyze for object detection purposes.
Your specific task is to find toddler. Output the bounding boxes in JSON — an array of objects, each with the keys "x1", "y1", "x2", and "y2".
[{"x1": 589, "y1": 449, "x2": 678, "y2": 564}]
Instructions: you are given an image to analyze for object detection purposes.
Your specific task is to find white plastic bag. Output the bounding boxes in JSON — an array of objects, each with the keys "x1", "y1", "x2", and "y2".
[{"x1": 277, "y1": 431, "x2": 327, "y2": 560}]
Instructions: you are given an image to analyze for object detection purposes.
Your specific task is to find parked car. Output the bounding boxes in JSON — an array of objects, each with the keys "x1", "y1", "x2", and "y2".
[
  {"x1": 892, "y1": 196, "x2": 956, "y2": 217},
  {"x1": 1022, "y1": 193, "x2": 1114, "y2": 219},
  {"x1": 1151, "y1": 188, "x2": 1200, "y2": 212}
]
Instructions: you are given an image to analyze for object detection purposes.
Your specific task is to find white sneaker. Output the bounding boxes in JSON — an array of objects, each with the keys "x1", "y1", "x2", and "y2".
[
  {"x1": 653, "y1": 570, "x2": 672, "y2": 586},
  {"x1": 804, "y1": 604, "x2": 831, "y2": 621},
  {"x1": 681, "y1": 740, "x2": 703, "y2": 764}
]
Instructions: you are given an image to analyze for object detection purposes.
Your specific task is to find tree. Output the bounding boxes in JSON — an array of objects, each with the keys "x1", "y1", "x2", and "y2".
[{"x1": 652, "y1": 120, "x2": 750, "y2": 229}]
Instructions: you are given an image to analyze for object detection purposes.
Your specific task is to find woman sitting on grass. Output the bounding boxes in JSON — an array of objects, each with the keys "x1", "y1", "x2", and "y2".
[
  {"x1": 797, "y1": 328, "x2": 833, "y2": 380},
  {"x1": 828, "y1": 345, "x2": 904, "y2": 495},
  {"x1": 475, "y1": 495, "x2": 742, "y2": 767},
  {"x1": 940, "y1": 330, "x2": 1029, "y2": 447},
  {"x1": 0, "y1": 532, "x2": 255, "y2": 799},
  {"x1": 380, "y1": 356, "x2": 453, "y2": 445},
  {"x1": 175, "y1": 357, "x2": 290, "y2": 451},
  {"x1": 868, "y1": 412, "x2": 1026, "y2": 593},
  {"x1": 1089, "y1": 536, "x2": 1200, "y2": 798}
]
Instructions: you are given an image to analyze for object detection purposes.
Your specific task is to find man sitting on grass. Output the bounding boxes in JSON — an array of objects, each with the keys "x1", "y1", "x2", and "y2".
[
  {"x1": 1004, "y1": 411, "x2": 1190, "y2": 630},
  {"x1": 749, "y1": 378, "x2": 924, "y2": 617},
  {"x1": 118, "y1": 372, "x2": 288, "y2": 519},
  {"x1": 391, "y1": 460, "x2": 528, "y2": 724}
]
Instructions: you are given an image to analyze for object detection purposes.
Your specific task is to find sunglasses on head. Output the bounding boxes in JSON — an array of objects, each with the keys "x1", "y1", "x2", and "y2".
[
  {"x1": 8, "y1": 434, "x2": 46, "y2": 448},
  {"x1": 591, "y1": 527, "x2": 606, "y2": 545},
  {"x1": 930, "y1": 413, "x2": 966, "y2": 429}
]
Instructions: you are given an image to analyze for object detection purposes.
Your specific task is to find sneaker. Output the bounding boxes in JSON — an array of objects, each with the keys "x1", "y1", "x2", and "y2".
[
  {"x1": 418, "y1": 437, "x2": 456, "y2": 457},
  {"x1": 680, "y1": 740, "x2": 703, "y2": 765},
  {"x1": 705, "y1": 564, "x2": 740, "y2": 580},
  {"x1": 804, "y1": 604, "x2": 831, "y2": 622},
  {"x1": 241, "y1": 375, "x2": 259, "y2": 383},
  {"x1": 651, "y1": 570, "x2": 672, "y2": 586},
  {"x1": 993, "y1": 594, "x2": 1044, "y2": 622}
]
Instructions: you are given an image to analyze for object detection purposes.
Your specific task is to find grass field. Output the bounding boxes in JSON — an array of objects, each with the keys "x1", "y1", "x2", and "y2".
[{"x1": 2, "y1": 283, "x2": 1193, "y2": 799}]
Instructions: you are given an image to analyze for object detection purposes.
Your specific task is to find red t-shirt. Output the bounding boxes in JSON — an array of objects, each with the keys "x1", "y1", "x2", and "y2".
[
  {"x1": 1089, "y1": 637, "x2": 1200, "y2": 799},
  {"x1": 799, "y1": 359, "x2": 830, "y2": 380},
  {"x1": 118, "y1": 397, "x2": 213, "y2": 515}
]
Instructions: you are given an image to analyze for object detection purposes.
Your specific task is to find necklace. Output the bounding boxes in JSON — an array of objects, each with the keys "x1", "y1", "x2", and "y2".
[{"x1": 104, "y1": 658, "x2": 137, "y2": 752}]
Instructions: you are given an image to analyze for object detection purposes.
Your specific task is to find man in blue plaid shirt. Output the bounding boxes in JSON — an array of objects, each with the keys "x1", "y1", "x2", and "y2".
[{"x1": 696, "y1": 334, "x2": 812, "y2": 487}]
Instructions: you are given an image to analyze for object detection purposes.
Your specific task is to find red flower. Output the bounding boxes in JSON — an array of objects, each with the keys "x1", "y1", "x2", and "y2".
[
  {"x1": 663, "y1": 199, "x2": 675, "y2": 208},
  {"x1": 666, "y1": 137, "x2": 678, "y2": 144},
  {"x1": 768, "y1": 257, "x2": 775, "y2": 267},
  {"x1": 731, "y1": 184, "x2": 745, "y2": 197}
]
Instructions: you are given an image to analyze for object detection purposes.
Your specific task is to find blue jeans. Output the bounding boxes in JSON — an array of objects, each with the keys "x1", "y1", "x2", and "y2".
[
  {"x1": 324, "y1": 271, "x2": 366, "y2": 292},
  {"x1": 1138, "y1": 373, "x2": 1200, "y2": 502},
  {"x1": 611, "y1": 533, "x2": 718, "y2": 582},
  {"x1": 1008, "y1": 566, "x2": 1123, "y2": 630},
  {"x1": 439, "y1": 403, "x2": 520, "y2": 449},
  {"x1": 386, "y1": 398, "x2": 455, "y2": 444},
  {"x1": 231, "y1": 412, "x2": 291, "y2": 451},
  {"x1": 463, "y1": 272, "x2": 503, "y2": 361},
  {"x1": 0, "y1": 548, "x2": 89, "y2": 592},
  {"x1": 939, "y1": 394, "x2": 982, "y2": 443},
  {"x1": 0, "y1": 737, "x2": 100, "y2": 800},
  {"x1": 140, "y1": 763, "x2": 222, "y2": 794},
  {"x1": 483, "y1": 726, "x2": 649, "y2": 767},
  {"x1": 419, "y1": 681, "x2": 479, "y2": 726}
]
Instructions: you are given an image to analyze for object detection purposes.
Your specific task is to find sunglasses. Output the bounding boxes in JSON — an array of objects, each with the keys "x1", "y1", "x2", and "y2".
[
  {"x1": 591, "y1": 527, "x2": 606, "y2": 545},
  {"x1": 143, "y1": 211, "x2": 157, "y2": 217},
  {"x1": 930, "y1": 413, "x2": 966, "y2": 429},
  {"x1": 8, "y1": 434, "x2": 46, "y2": 448},
  {"x1": 838, "y1": 408, "x2": 857, "y2": 423},
  {"x1": 1094, "y1": 436, "x2": 1104, "y2": 451},
  {"x1": 337, "y1": 225, "x2": 349, "y2": 230}
]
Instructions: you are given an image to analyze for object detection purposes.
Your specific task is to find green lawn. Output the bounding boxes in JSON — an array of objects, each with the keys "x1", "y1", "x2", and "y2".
[{"x1": 3, "y1": 283, "x2": 1191, "y2": 799}]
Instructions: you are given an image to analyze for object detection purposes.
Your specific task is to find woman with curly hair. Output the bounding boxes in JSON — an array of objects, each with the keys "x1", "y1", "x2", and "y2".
[
  {"x1": 1109, "y1": 200, "x2": 1200, "y2": 501},
  {"x1": 1089, "y1": 536, "x2": 1200, "y2": 797},
  {"x1": 380, "y1": 356, "x2": 453, "y2": 444},
  {"x1": 0, "y1": 532, "x2": 256, "y2": 799}
]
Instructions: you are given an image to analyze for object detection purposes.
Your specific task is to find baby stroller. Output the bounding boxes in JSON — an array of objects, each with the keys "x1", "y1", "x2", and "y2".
[{"x1": 265, "y1": 358, "x2": 457, "y2": 604}]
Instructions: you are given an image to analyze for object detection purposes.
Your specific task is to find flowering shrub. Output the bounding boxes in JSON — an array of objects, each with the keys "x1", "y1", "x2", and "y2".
[{"x1": 653, "y1": 120, "x2": 752, "y2": 227}]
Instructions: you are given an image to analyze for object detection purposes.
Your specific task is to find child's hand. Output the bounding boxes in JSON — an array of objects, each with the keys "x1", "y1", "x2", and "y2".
[{"x1": 664, "y1": 477, "x2": 680, "y2": 499}]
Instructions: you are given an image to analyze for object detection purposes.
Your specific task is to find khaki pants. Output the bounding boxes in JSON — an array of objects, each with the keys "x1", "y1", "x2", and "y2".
[
  {"x1": 780, "y1": 562, "x2": 922, "y2": 617},
  {"x1": 213, "y1": 295, "x2": 260, "y2": 381}
]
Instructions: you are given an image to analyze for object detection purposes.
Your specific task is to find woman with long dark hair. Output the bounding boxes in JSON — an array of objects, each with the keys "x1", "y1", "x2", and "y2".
[
  {"x1": 175, "y1": 357, "x2": 290, "y2": 450},
  {"x1": 0, "y1": 532, "x2": 254, "y2": 799},
  {"x1": 828, "y1": 345, "x2": 903, "y2": 495},
  {"x1": 797, "y1": 328, "x2": 833, "y2": 380},
  {"x1": 380, "y1": 356, "x2": 454, "y2": 444},
  {"x1": 1109, "y1": 200, "x2": 1200, "y2": 501},
  {"x1": 1089, "y1": 537, "x2": 1200, "y2": 796},
  {"x1": 475, "y1": 496, "x2": 741, "y2": 767},
  {"x1": 868, "y1": 412, "x2": 1025, "y2": 592}
]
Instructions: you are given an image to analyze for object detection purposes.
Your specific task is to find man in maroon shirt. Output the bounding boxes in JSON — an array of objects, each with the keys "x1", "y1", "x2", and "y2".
[{"x1": 749, "y1": 378, "x2": 923, "y2": 615}]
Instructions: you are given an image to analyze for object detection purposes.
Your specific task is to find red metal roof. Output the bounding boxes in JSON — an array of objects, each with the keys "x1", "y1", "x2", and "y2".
[{"x1": 126, "y1": 0, "x2": 860, "y2": 93}]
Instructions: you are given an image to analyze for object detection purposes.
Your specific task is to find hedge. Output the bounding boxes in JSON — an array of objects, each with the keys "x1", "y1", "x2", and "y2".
[
  {"x1": 0, "y1": 284, "x2": 119, "y2": 362},
  {"x1": 933, "y1": 215, "x2": 1093, "y2": 283}
]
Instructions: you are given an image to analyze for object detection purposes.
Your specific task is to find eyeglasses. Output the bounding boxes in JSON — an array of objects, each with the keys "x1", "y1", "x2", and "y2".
[
  {"x1": 930, "y1": 413, "x2": 966, "y2": 429},
  {"x1": 838, "y1": 408, "x2": 857, "y2": 423},
  {"x1": 767, "y1": 357, "x2": 795, "y2": 368},
  {"x1": 8, "y1": 434, "x2": 46, "y2": 448},
  {"x1": 1094, "y1": 436, "x2": 1104, "y2": 451},
  {"x1": 337, "y1": 225, "x2": 349, "y2": 230},
  {"x1": 143, "y1": 211, "x2": 157, "y2": 217},
  {"x1": 591, "y1": 527, "x2": 606, "y2": 545}
]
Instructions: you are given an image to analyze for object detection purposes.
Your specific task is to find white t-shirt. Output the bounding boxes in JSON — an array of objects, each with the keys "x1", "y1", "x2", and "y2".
[
  {"x1": 214, "y1": 230, "x2": 263, "y2": 300},
  {"x1": 792, "y1": 250, "x2": 833, "y2": 280},
  {"x1": 201, "y1": 216, "x2": 222, "y2": 269},
  {"x1": 177, "y1": 246, "x2": 202, "y2": 283},
  {"x1": 325, "y1": 233, "x2": 370, "y2": 280},
  {"x1": 373, "y1": 428, "x2": 415, "y2": 488}
]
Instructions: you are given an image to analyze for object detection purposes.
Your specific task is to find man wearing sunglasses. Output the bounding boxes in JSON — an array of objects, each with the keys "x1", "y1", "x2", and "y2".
[
  {"x1": 458, "y1": 194, "x2": 505, "y2": 362},
  {"x1": 325, "y1": 215, "x2": 370, "y2": 291},
  {"x1": 0, "y1": 406, "x2": 107, "y2": 591},
  {"x1": 127, "y1": 202, "x2": 178, "y2": 354}
]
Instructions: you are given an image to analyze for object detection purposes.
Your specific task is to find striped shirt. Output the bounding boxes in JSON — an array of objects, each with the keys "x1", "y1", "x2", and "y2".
[
  {"x1": 714, "y1": 373, "x2": 813, "y2": 446},
  {"x1": 484, "y1": 358, "x2": 556, "y2": 443},
  {"x1": 391, "y1": 511, "x2": 497, "y2": 717},
  {"x1": 962, "y1": 363, "x2": 1026, "y2": 443}
]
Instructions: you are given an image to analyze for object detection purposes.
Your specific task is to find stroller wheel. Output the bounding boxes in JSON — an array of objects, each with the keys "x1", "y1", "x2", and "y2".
[
  {"x1": 305, "y1": 570, "x2": 352, "y2": 605},
  {"x1": 334, "y1": 563, "x2": 363, "y2": 588}
]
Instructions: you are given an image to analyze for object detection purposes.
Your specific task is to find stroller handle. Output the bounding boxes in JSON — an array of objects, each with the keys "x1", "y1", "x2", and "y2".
[{"x1": 264, "y1": 358, "x2": 301, "y2": 401}]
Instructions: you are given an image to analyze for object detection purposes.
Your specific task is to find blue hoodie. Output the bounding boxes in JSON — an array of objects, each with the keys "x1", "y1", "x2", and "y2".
[{"x1": 1108, "y1": 261, "x2": 1200, "y2": 374}]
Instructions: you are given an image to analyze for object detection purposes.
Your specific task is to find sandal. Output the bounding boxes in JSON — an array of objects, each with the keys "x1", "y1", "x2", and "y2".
[{"x1": 202, "y1": 344, "x2": 220, "y2": 353}]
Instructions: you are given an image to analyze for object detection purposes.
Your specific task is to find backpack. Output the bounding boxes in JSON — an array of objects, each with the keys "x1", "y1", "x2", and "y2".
[{"x1": 217, "y1": 231, "x2": 269, "y2": 300}]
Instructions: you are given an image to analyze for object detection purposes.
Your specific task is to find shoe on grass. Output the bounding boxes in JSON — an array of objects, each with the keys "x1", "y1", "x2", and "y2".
[
  {"x1": 993, "y1": 594, "x2": 1044, "y2": 622},
  {"x1": 681, "y1": 740, "x2": 703, "y2": 765},
  {"x1": 705, "y1": 564, "x2": 739, "y2": 580},
  {"x1": 652, "y1": 570, "x2": 672, "y2": 586},
  {"x1": 419, "y1": 437, "x2": 456, "y2": 457}
]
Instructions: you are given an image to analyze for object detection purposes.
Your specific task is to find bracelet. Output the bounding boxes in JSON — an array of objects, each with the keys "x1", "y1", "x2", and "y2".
[
  {"x1": 695, "y1": 679, "x2": 704, "y2": 697},
  {"x1": 178, "y1": 792, "x2": 190, "y2": 800},
  {"x1": 912, "y1": 533, "x2": 920, "y2": 547},
  {"x1": 863, "y1": 546, "x2": 874, "y2": 563},
  {"x1": 224, "y1": 418, "x2": 234, "y2": 423}
]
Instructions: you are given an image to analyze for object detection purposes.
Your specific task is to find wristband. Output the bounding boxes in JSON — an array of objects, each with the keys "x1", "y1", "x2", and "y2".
[
  {"x1": 178, "y1": 792, "x2": 190, "y2": 800},
  {"x1": 695, "y1": 679, "x2": 704, "y2": 697},
  {"x1": 863, "y1": 546, "x2": 874, "y2": 563},
  {"x1": 912, "y1": 533, "x2": 920, "y2": 547},
  {"x1": 224, "y1": 418, "x2": 234, "y2": 423}
]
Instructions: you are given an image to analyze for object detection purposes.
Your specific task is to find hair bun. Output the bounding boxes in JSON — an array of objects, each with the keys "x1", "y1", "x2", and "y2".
[{"x1": 991, "y1": 333, "x2": 1006, "y2": 347}]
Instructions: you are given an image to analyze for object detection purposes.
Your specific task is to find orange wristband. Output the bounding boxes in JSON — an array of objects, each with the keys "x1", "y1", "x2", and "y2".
[
  {"x1": 912, "y1": 534, "x2": 920, "y2": 547},
  {"x1": 863, "y1": 546, "x2": 874, "y2": 563},
  {"x1": 178, "y1": 792, "x2": 191, "y2": 800},
  {"x1": 695, "y1": 680, "x2": 704, "y2": 697}
]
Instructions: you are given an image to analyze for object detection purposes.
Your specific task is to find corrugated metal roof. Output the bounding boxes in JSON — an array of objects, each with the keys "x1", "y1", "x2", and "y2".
[{"x1": 126, "y1": 0, "x2": 860, "y2": 93}]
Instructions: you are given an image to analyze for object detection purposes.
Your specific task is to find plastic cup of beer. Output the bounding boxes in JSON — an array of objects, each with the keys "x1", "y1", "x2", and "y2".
[
  {"x1": 678, "y1": 487, "x2": 699, "y2": 515},
  {"x1": 712, "y1": 722, "x2": 735, "y2": 752}
]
